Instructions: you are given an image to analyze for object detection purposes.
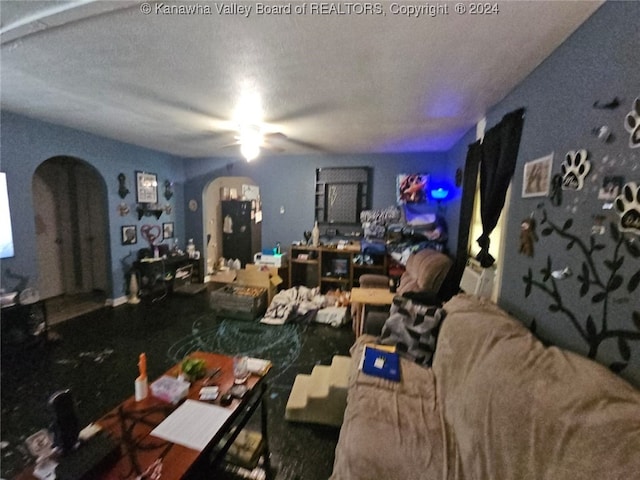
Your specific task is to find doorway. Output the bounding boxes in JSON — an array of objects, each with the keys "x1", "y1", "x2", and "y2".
[
  {"x1": 33, "y1": 157, "x2": 110, "y2": 323},
  {"x1": 203, "y1": 176, "x2": 258, "y2": 279}
]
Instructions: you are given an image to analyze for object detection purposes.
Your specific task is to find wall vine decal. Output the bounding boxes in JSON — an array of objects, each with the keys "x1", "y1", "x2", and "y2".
[{"x1": 523, "y1": 207, "x2": 640, "y2": 373}]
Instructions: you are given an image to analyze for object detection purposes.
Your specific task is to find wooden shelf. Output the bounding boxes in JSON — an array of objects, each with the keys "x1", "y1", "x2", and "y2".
[
  {"x1": 291, "y1": 259, "x2": 319, "y2": 265},
  {"x1": 289, "y1": 244, "x2": 387, "y2": 292}
]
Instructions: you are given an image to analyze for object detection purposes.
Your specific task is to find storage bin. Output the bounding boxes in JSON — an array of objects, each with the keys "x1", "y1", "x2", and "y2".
[{"x1": 210, "y1": 285, "x2": 267, "y2": 321}]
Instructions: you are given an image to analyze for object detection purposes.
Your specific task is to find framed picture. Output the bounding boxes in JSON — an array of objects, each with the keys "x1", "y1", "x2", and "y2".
[
  {"x1": 522, "y1": 154, "x2": 553, "y2": 198},
  {"x1": 163, "y1": 222, "x2": 174, "y2": 239},
  {"x1": 121, "y1": 225, "x2": 137, "y2": 245},
  {"x1": 598, "y1": 175, "x2": 624, "y2": 201},
  {"x1": 397, "y1": 173, "x2": 429, "y2": 204},
  {"x1": 136, "y1": 171, "x2": 158, "y2": 204}
]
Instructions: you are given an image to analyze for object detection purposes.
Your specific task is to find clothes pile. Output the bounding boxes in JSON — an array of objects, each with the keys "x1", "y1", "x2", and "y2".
[{"x1": 260, "y1": 286, "x2": 326, "y2": 325}]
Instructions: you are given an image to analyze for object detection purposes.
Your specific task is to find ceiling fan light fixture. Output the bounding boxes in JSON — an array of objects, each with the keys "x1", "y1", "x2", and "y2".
[
  {"x1": 240, "y1": 141, "x2": 260, "y2": 162},
  {"x1": 239, "y1": 123, "x2": 262, "y2": 162}
]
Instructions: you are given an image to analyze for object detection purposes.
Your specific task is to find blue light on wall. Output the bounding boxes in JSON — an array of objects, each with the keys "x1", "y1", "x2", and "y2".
[{"x1": 430, "y1": 187, "x2": 450, "y2": 201}]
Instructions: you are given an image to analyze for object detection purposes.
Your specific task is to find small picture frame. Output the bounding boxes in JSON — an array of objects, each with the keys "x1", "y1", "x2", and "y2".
[
  {"x1": 598, "y1": 175, "x2": 624, "y2": 201},
  {"x1": 163, "y1": 222, "x2": 174, "y2": 239},
  {"x1": 522, "y1": 154, "x2": 553, "y2": 198},
  {"x1": 121, "y1": 225, "x2": 137, "y2": 245},
  {"x1": 136, "y1": 171, "x2": 158, "y2": 204}
]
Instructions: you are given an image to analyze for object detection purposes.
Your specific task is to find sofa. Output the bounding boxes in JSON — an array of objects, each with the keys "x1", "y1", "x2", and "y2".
[
  {"x1": 330, "y1": 294, "x2": 640, "y2": 480},
  {"x1": 358, "y1": 248, "x2": 452, "y2": 335}
]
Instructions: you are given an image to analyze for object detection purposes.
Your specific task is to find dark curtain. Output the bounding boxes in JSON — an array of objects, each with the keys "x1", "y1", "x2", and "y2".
[
  {"x1": 475, "y1": 107, "x2": 526, "y2": 267},
  {"x1": 440, "y1": 141, "x2": 482, "y2": 300}
]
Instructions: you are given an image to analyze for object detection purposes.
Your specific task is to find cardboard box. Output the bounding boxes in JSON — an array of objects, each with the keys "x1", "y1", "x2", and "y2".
[
  {"x1": 208, "y1": 264, "x2": 282, "y2": 305},
  {"x1": 237, "y1": 264, "x2": 283, "y2": 304}
]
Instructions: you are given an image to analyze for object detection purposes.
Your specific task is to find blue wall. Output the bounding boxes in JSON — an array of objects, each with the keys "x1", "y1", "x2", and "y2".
[
  {"x1": 181, "y1": 152, "x2": 453, "y2": 254},
  {"x1": 1, "y1": 111, "x2": 452, "y2": 300},
  {"x1": 448, "y1": 1, "x2": 640, "y2": 386},
  {"x1": 0, "y1": 111, "x2": 186, "y2": 300}
]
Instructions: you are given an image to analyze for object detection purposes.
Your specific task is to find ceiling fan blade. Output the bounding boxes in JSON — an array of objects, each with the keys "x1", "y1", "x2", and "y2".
[
  {"x1": 173, "y1": 130, "x2": 229, "y2": 142},
  {"x1": 269, "y1": 103, "x2": 335, "y2": 123},
  {"x1": 277, "y1": 136, "x2": 328, "y2": 153}
]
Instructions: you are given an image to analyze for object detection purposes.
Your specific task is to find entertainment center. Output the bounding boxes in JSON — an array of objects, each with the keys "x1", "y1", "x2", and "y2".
[{"x1": 288, "y1": 244, "x2": 387, "y2": 293}]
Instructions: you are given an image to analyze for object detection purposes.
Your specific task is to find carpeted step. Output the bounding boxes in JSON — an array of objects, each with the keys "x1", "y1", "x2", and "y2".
[
  {"x1": 285, "y1": 355, "x2": 351, "y2": 427},
  {"x1": 285, "y1": 374, "x2": 312, "y2": 411},
  {"x1": 306, "y1": 365, "x2": 331, "y2": 399}
]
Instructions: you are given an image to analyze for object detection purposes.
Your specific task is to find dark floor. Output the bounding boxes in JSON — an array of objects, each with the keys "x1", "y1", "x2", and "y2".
[{"x1": 0, "y1": 291, "x2": 356, "y2": 479}]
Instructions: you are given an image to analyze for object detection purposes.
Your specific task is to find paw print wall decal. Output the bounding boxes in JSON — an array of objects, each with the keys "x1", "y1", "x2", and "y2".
[
  {"x1": 561, "y1": 149, "x2": 591, "y2": 191},
  {"x1": 615, "y1": 181, "x2": 640, "y2": 235},
  {"x1": 624, "y1": 96, "x2": 640, "y2": 149}
]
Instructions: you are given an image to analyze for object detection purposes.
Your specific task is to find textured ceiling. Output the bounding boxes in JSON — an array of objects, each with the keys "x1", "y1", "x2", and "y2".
[{"x1": 0, "y1": 1, "x2": 603, "y2": 159}]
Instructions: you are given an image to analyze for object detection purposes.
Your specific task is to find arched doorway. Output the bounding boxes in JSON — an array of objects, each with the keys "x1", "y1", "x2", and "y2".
[
  {"x1": 33, "y1": 157, "x2": 109, "y2": 321},
  {"x1": 203, "y1": 176, "x2": 259, "y2": 279}
]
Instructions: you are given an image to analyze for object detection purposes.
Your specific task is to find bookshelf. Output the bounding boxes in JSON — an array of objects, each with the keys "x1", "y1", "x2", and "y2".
[{"x1": 289, "y1": 244, "x2": 387, "y2": 293}]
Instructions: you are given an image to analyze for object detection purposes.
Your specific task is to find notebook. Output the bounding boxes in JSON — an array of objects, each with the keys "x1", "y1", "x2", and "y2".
[{"x1": 360, "y1": 345, "x2": 401, "y2": 382}]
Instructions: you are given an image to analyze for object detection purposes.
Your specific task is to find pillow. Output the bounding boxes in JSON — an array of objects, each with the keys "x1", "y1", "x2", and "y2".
[{"x1": 379, "y1": 296, "x2": 446, "y2": 366}]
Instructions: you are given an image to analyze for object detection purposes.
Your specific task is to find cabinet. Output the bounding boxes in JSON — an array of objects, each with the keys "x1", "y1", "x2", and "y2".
[
  {"x1": 133, "y1": 254, "x2": 194, "y2": 299},
  {"x1": 289, "y1": 244, "x2": 387, "y2": 293},
  {"x1": 222, "y1": 200, "x2": 261, "y2": 268}
]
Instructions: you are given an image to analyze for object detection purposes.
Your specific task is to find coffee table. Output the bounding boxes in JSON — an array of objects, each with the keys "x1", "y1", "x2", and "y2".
[
  {"x1": 16, "y1": 351, "x2": 272, "y2": 480},
  {"x1": 350, "y1": 287, "x2": 396, "y2": 337}
]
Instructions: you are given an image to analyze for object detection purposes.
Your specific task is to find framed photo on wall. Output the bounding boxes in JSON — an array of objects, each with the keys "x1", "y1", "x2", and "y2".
[
  {"x1": 121, "y1": 225, "x2": 137, "y2": 245},
  {"x1": 522, "y1": 154, "x2": 553, "y2": 198},
  {"x1": 163, "y1": 222, "x2": 174, "y2": 239},
  {"x1": 136, "y1": 171, "x2": 158, "y2": 204},
  {"x1": 397, "y1": 173, "x2": 429, "y2": 204},
  {"x1": 598, "y1": 175, "x2": 624, "y2": 201}
]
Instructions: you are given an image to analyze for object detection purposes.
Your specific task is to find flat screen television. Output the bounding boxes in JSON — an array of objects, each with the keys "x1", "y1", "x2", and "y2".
[
  {"x1": 0, "y1": 172, "x2": 15, "y2": 258},
  {"x1": 331, "y1": 258, "x2": 348, "y2": 277}
]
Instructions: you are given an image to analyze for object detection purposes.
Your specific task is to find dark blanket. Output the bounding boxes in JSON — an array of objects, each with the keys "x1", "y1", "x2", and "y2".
[{"x1": 379, "y1": 296, "x2": 445, "y2": 366}]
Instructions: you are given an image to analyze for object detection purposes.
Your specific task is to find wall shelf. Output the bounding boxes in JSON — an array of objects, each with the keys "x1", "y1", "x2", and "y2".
[{"x1": 136, "y1": 204, "x2": 163, "y2": 220}]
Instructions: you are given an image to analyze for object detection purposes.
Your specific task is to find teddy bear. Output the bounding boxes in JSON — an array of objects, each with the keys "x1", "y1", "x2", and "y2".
[{"x1": 519, "y1": 217, "x2": 537, "y2": 257}]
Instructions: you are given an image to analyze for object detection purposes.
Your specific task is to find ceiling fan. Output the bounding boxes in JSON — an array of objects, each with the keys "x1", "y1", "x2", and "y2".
[{"x1": 138, "y1": 87, "x2": 329, "y2": 159}]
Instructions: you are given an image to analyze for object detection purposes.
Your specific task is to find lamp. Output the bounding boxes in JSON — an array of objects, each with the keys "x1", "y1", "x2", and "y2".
[
  {"x1": 430, "y1": 187, "x2": 450, "y2": 201},
  {"x1": 430, "y1": 185, "x2": 451, "y2": 215}
]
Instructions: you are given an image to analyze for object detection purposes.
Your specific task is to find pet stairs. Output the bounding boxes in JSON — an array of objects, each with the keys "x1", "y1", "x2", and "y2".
[{"x1": 285, "y1": 355, "x2": 351, "y2": 427}]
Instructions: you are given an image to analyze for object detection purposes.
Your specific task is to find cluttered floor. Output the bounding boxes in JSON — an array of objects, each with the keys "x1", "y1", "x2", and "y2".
[{"x1": 0, "y1": 290, "x2": 356, "y2": 479}]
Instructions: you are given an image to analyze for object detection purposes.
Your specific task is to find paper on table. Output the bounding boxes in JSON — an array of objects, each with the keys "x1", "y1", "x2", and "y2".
[
  {"x1": 246, "y1": 357, "x2": 272, "y2": 376},
  {"x1": 150, "y1": 399, "x2": 232, "y2": 451}
]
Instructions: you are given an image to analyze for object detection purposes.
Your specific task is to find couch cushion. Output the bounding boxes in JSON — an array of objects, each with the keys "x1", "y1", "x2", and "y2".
[
  {"x1": 330, "y1": 335, "x2": 445, "y2": 480},
  {"x1": 398, "y1": 248, "x2": 452, "y2": 295},
  {"x1": 435, "y1": 294, "x2": 640, "y2": 480}
]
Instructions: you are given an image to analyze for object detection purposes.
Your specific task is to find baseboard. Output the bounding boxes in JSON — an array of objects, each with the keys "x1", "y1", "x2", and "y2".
[{"x1": 108, "y1": 296, "x2": 128, "y2": 307}]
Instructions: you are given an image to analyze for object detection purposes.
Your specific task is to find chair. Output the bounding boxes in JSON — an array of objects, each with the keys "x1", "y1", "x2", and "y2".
[{"x1": 359, "y1": 248, "x2": 452, "y2": 335}]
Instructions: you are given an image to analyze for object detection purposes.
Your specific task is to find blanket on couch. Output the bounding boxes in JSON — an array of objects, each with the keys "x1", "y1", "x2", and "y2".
[{"x1": 331, "y1": 294, "x2": 640, "y2": 480}]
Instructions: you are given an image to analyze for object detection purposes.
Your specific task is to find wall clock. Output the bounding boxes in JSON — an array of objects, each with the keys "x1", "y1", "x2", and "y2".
[{"x1": 188, "y1": 199, "x2": 198, "y2": 212}]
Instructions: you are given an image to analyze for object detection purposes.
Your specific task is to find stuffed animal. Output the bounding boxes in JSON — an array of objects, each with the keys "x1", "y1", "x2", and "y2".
[{"x1": 519, "y1": 218, "x2": 537, "y2": 257}]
